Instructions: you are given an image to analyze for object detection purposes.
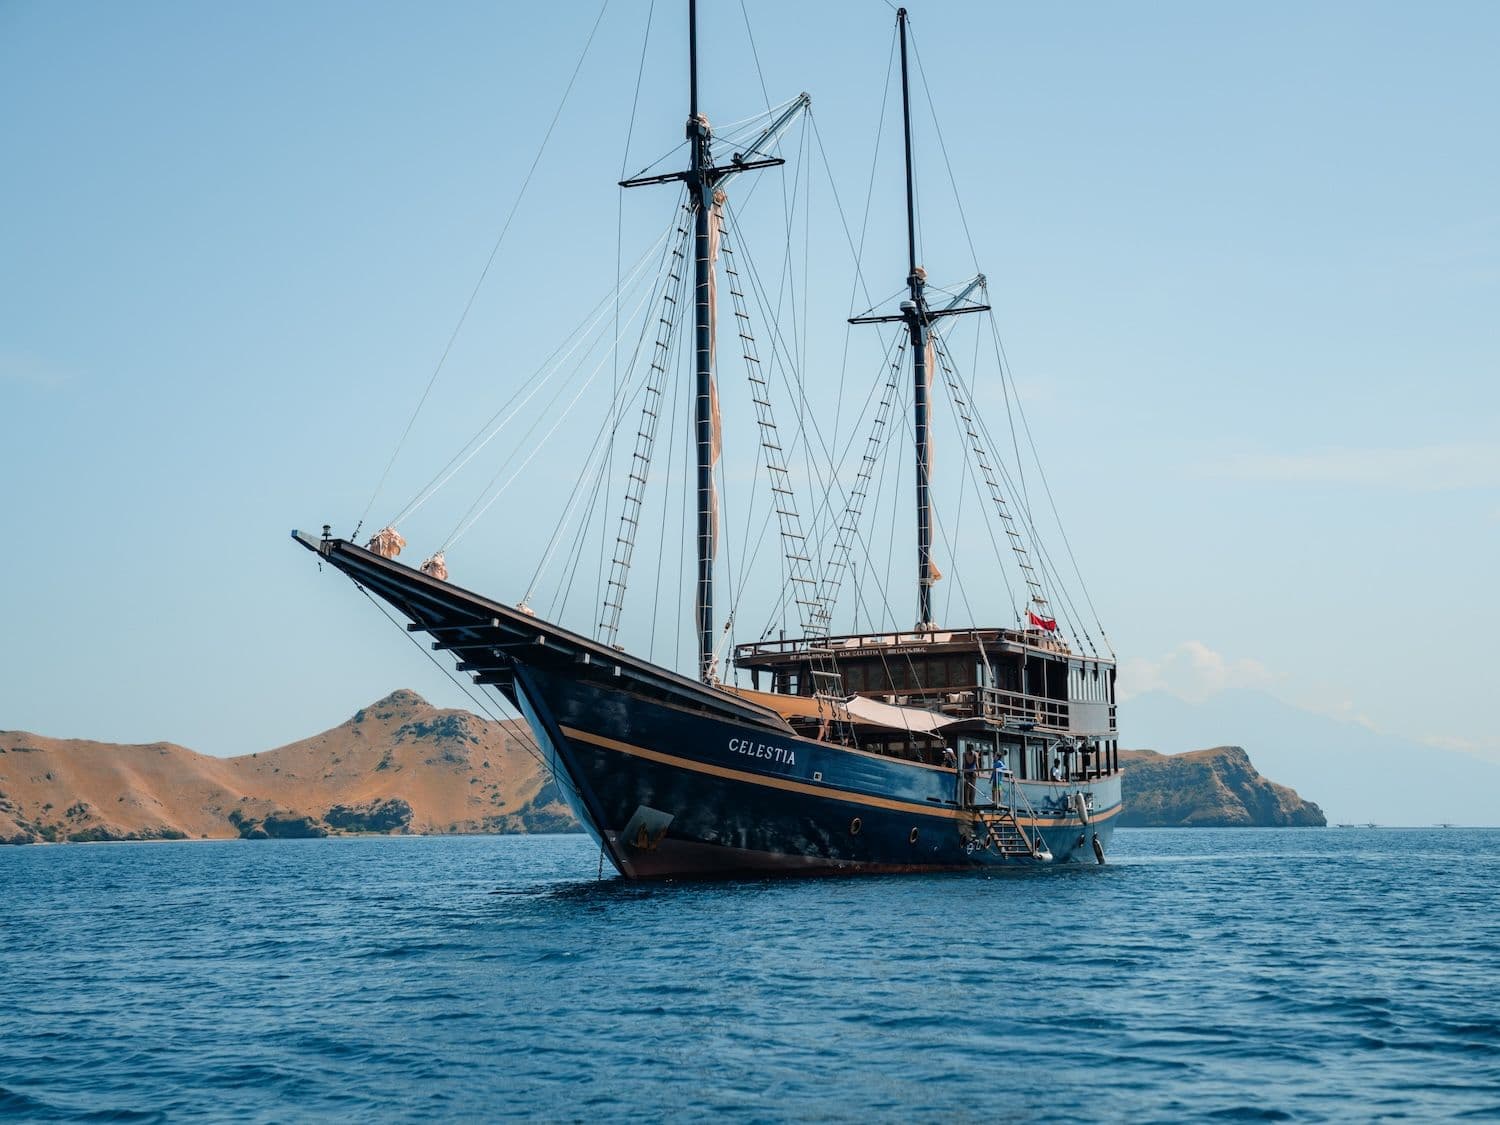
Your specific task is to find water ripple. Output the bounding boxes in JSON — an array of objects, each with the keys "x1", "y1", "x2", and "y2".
[{"x1": 3, "y1": 829, "x2": 1500, "y2": 1119}]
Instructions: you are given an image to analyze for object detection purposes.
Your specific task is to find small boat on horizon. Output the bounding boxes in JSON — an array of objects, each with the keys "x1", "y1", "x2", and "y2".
[{"x1": 297, "y1": 3, "x2": 1122, "y2": 878}]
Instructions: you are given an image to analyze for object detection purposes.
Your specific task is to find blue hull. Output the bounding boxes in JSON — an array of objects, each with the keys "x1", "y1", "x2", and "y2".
[{"x1": 515, "y1": 664, "x2": 1119, "y2": 879}]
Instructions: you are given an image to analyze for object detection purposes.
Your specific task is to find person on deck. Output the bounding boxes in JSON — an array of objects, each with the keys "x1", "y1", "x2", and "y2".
[
  {"x1": 1050, "y1": 758, "x2": 1064, "y2": 782},
  {"x1": 992, "y1": 755, "x2": 1009, "y2": 803}
]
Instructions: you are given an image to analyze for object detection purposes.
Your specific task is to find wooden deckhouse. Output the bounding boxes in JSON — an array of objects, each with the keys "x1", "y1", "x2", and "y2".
[{"x1": 733, "y1": 626, "x2": 1118, "y2": 784}]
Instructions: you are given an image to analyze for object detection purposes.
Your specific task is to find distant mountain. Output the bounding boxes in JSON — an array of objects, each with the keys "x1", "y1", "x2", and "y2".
[
  {"x1": 1119, "y1": 745, "x2": 1324, "y2": 827},
  {"x1": 0, "y1": 690, "x2": 573, "y2": 844},
  {"x1": 1122, "y1": 688, "x2": 1499, "y2": 826}
]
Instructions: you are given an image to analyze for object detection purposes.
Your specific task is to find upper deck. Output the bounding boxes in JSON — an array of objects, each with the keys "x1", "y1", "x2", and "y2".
[{"x1": 732, "y1": 624, "x2": 1117, "y2": 740}]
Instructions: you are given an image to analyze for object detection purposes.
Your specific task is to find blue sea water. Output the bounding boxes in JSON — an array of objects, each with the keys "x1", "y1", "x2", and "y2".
[{"x1": 2, "y1": 830, "x2": 1498, "y2": 1122}]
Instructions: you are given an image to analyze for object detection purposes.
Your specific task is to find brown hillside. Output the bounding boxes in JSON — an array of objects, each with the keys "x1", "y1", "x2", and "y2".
[{"x1": 0, "y1": 690, "x2": 575, "y2": 844}]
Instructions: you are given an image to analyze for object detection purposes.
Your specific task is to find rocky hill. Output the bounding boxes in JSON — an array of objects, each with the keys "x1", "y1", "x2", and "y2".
[
  {"x1": 1119, "y1": 745, "x2": 1325, "y2": 827},
  {"x1": 0, "y1": 690, "x2": 573, "y2": 844}
]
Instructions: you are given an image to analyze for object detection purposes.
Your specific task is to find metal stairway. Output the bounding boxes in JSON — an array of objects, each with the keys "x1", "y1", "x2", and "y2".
[{"x1": 975, "y1": 809, "x2": 1042, "y2": 858}]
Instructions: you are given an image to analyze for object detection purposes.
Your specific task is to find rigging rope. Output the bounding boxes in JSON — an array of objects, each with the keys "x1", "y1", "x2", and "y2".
[
  {"x1": 811, "y1": 336, "x2": 906, "y2": 626},
  {"x1": 599, "y1": 210, "x2": 694, "y2": 644},
  {"x1": 355, "y1": 585, "x2": 558, "y2": 781},
  {"x1": 720, "y1": 204, "x2": 823, "y2": 639},
  {"x1": 384, "y1": 221, "x2": 675, "y2": 531},
  {"x1": 938, "y1": 319, "x2": 1097, "y2": 653},
  {"x1": 526, "y1": 356, "x2": 655, "y2": 611},
  {"x1": 439, "y1": 268, "x2": 667, "y2": 554},
  {"x1": 929, "y1": 329, "x2": 1046, "y2": 610},
  {"x1": 355, "y1": 0, "x2": 612, "y2": 538},
  {"x1": 603, "y1": 0, "x2": 658, "y2": 645},
  {"x1": 906, "y1": 22, "x2": 1110, "y2": 654},
  {"x1": 906, "y1": 24, "x2": 982, "y2": 274},
  {"x1": 983, "y1": 285, "x2": 1113, "y2": 656}
]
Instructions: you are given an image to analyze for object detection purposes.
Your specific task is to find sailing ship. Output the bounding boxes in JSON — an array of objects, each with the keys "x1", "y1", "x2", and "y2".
[{"x1": 295, "y1": 3, "x2": 1122, "y2": 877}]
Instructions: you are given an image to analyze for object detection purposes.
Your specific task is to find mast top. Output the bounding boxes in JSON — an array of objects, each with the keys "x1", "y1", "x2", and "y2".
[{"x1": 689, "y1": 0, "x2": 700, "y2": 122}]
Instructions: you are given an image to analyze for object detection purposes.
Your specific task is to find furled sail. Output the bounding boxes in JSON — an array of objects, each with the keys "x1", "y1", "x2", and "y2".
[
  {"x1": 922, "y1": 332, "x2": 938, "y2": 587},
  {"x1": 367, "y1": 526, "x2": 406, "y2": 559},
  {"x1": 706, "y1": 188, "x2": 726, "y2": 558}
]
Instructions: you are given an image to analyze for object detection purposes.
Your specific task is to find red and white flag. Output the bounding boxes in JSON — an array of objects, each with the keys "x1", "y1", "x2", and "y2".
[{"x1": 1027, "y1": 609, "x2": 1058, "y2": 632}]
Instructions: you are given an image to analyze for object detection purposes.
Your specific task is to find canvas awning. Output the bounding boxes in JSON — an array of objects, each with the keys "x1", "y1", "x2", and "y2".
[{"x1": 842, "y1": 695, "x2": 954, "y2": 734}]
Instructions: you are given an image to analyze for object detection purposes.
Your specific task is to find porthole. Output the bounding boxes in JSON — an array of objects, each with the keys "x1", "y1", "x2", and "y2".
[
  {"x1": 849, "y1": 816, "x2": 862, "y2": 836},
  {"x1": 909, "y1": 827, "x2": 920, "y2": 845}
]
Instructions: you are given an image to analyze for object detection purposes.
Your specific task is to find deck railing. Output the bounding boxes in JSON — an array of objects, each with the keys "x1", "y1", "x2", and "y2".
[{"x1": 979, "y1": 686, "x2": 1069, "y2": 730}]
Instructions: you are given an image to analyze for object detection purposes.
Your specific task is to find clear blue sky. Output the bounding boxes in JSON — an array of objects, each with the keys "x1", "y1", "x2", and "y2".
[{"x1": 3, "y1": 1, "x2": 1496, "y2": 763}]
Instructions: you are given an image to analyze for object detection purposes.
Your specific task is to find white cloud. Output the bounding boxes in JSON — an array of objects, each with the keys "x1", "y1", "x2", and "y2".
[
  {"x1": 1213, "y1": 443, "x2": 1500, "y2": 492},
  {"x1": 1421, "y1": 733, "x2": 1500, "y2": 766},
  {"x1": 1117, "y1": 640, "x2": 1275, "y2": 703}
]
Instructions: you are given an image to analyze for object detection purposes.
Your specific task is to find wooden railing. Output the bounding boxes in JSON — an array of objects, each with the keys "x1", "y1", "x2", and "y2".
[{"x1": 979, "y1": 686, "x2": 1069, "y2": 730}]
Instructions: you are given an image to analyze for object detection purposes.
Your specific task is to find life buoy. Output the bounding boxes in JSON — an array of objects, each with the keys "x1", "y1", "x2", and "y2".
[
  {"x1": 850, "y1": 816, "x2": 862, "y2": 836},
  {"x1": 909, "y1": 827, "x2": 920, "y2": 845}
]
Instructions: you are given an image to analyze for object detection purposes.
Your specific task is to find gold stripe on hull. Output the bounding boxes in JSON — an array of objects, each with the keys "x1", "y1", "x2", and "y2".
[{"x1": 558, "y1": 724, "x2": 1121, "y2": 829}]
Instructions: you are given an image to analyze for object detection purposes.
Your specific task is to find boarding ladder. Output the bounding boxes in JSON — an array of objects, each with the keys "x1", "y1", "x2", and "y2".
[{"x1": 967, "y1": 772, "x2": 1049, "y2": 860}]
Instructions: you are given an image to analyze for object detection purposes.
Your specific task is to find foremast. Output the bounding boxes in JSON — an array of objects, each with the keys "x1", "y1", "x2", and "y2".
[
  {"x1": 688, "y1": 0, "x2": 716, "y2": 686},
  {"x1": 620, "y1": 0, "x2": 806, "y2": 682}
]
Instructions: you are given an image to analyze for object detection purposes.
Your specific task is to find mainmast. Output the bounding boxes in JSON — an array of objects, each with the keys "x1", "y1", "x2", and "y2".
[
  {"x1": 620, "y1": 1, "x2": 807, "y2": 681},
  {"x1": 850, "y1": 7, "x2": 988, "y2": 630}
]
